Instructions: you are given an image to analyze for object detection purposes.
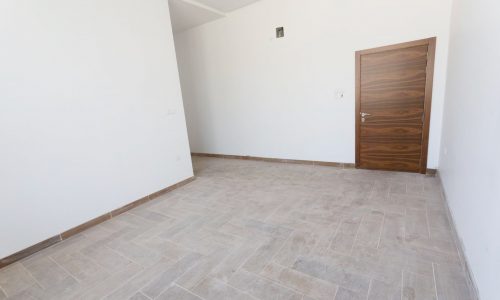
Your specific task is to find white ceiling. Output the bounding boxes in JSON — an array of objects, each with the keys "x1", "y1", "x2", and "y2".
[
  {"x1": 193, "y1": 0, "x2": 261, "y2": 13},
  {"x1": 168, "y1": 0, "x2": 224, "y2": 33},
  {"x1": 169, "y1": 0, "x2": 261, "y2": 33}
]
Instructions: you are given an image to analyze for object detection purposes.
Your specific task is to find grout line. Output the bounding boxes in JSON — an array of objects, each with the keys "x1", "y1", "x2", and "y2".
[
  {"x1": 174, "y1": 283, "x2": 207, "y2": 300},
  {"x1": 234, "y1": 269, "x2": 303, "y2": 299},
  {"x1": 0, "y1": 285, "x2": 8, "y2": 298},
  {"x1": 376, "y1": 213, "x2": 385, "y2": 249},
  {"x1": 102, "y1": 253, "x2": 189, "y2": 299},
  {"x1": 102, "y1": 244, "x2": 146, "y2": 268},
  {"x1": 232, "y1": 235, "x2": 272, "y2": 276},
  {"x1": 424, "y1": 205, "x2": 432, "y2": 240},
  {"x1": 349, "y1": 215, "x2": 364, "y2": 255},
  {"x1": 365, "y1": 278, "x2": 373, "y2": 300},
  {"x1": 270, "y1": 260, "x2": 339, "y2": 293},
  {"x1": 326, "y1": 220, "x2": 342, "y2": 253},
  {"x1": 266, "y1": 230, "x2": 295, "y2": 267},
  {"x1": 400, "y1": 270, "x2": 404, "y2": 300},
  {"x1": 209, "y1": 275, "x2": 261, "y2": 300},
  {"x1": 48, "y1": 256, "x2": 81, "y2": 284},
  {"x1": 403, "y1": 207, "x2": 408, "y2": 243},
  {"x1": 145, "y1": 255, "x2": 205, "y2": 300},
  {"x1": 99, "y1": 264, "x2": 147, "y2": 299},
  {"x1": 138, "y1": 291, "x2": 153, "y2": 299},
  {"x1": 333, "y1": 284, "x2": 340, "y2": 299},
  {"x1": 432, "y1": 263, "x2": 439, "y2": 300},
  {"x1": 20, "y1": 263, "x2": 46, "y2": 291}
]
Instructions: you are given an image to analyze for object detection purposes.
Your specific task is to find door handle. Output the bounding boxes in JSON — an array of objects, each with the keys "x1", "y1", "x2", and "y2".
[{"x1": 360, "y1": 112, "x2": 372, "y2": 117}]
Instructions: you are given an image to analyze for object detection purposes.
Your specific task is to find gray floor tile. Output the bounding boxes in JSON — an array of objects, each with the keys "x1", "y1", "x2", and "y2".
[
  {"x1": 191, "y1": 276, "x2": 255, "y2": 300},
  {"x1": 0, "y1": 157, "x2": 476, "y2": 300},
  {"x1": 141, "y1": 252, "x2": 203, "y2": 298},
  {"x1": 0, "y1": 263, "x2": 37, "y2": 297}
]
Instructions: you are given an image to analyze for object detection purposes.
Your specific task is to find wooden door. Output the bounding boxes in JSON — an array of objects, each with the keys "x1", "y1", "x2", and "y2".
[{"x1": 355, "y1": 38, "x2": 436, "y2": 173}]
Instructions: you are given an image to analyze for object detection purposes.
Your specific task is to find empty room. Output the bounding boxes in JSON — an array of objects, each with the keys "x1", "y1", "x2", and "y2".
[{"x1": 1, "y1": 0, "x2": 498, "y2": 299}]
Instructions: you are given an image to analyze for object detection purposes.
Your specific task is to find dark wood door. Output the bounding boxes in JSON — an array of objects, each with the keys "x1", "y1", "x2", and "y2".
[{"x1": 355, "y1": 38, "x2": 436, "y2": 173}]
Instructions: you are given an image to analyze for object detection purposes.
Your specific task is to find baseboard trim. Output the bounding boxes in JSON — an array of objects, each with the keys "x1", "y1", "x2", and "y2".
[
  {"x1": 436, "y1": 171, "x2": 480, "y2": 299},
  {"x1": 0, "y1": 176, "x2": 196, "y2": 270},
  {"x1": 426, "y1": 168, "x2": 437, "y2": 176},
  {"x1": 192, "y1": 153, "x2": 356, "y2": 169},
  {"x1": 192, "y1": 153, "x2": 437, "y2": 175}
]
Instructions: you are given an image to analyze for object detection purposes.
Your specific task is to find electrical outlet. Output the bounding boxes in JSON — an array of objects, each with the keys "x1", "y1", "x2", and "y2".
[{"x1": 276, "y1": 27, "x2": 284, "y2": 38}]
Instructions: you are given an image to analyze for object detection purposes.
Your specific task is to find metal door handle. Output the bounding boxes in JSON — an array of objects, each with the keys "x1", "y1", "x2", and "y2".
[{"x1": 360, "y1": 112, "x2": 372, "y2": 117}]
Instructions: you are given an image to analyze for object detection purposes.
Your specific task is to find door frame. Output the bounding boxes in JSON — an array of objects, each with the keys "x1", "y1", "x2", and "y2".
[{"x1": 355, "y1": 37, "x2": 436, "y2": 174}]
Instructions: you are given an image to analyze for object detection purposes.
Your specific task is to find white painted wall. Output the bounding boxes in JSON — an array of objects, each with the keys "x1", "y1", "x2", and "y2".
[
  {"x1": 174, "y1": 0, "x2": 453, "y2": 167},
  {"x1": 0, "y1": 0, "x2": 193, "y2": 258},
  {"x1": 439, "y1": 0, "x2": 500, "y2": 298}
]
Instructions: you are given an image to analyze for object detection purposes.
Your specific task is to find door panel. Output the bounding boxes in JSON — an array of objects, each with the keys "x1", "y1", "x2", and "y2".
[
  {"x1": 361, "y1": 125, "x2": 423, "y2": 140},
  {"x1": 355, "y1": 38, "x2": 436, "y2": 173}
]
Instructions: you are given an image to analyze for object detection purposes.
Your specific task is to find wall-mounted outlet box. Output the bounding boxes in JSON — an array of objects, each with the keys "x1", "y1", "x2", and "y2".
[{"x1": 276, "y1": 27, "x2": 284, "y2": 38}]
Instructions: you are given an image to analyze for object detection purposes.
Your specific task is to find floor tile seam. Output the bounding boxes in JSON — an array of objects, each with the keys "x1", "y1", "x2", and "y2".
[
  {"x1": 128, "y1": 224, "x2": 181, "y2": 245},
  {"x1": 324, "y1": 221, "x2": 342, "y2": 254},
  {"x1": 0, "y1": 284, "x2": 7, "y2": 298},
  {"x1": 365, "y1": 278, "x2": 373, "y2": 300},
  {"x1": 137, "y1": 253, "x2": 205, "y2": 299},
  {"x1": 261, "y1": 203, "x2": 287, "y2": 223},
  {"x1": 172, "y1": 283, "x2": 207, "y2": 300},
  {"x1": 206, "y1": 242, "x2": 251, "y2": 276},
  {"x1": 262, "y1": 260, "x2": 341, "y2": 296},
  {"x1": 205, "y1": 227, "x2": 249, "y2": 245},
  {"x1": 376, "y1": 213, "x2": 386, "y2": 249},
  {"x1": 239, "y1": 268, "x2": 309, "y2": 298},
  {"x1": 403, "y1": 267, "x2": 439, "y2": 297},
  {"x1": 160, "y1": 238, "x2": 210, "y2": 259},
  {"x1": 424, "y1": 207, "x2": 432, "y2": 240},
  {"x1": 106, "y1": 253, "x2": 189, "y2": 298},
  {"x1": 400, "y1": 269, "x2": 404, "y2": 300},
  {"x1": 264, "y1": 229, "x2": 296, "y2": 270},
  {"x1": 334, "y1": 284, "x2": 370, "y2": 299},
  {"x1": 127, "y1": 209, "x2": 180, "y2": 225},
  {"x1": 102, "y1": 254, "x2": 183, "y2": 299},
  {"x1": 349, "y1": 215, "x2": 366, "y2": 256},
  {"x1": 231, "y1": 234, "x2": 276, "y2": 276},
  {"x1": 47, "y1": 255, "x2": 82, "y2": 285},
  {"x1": 98, "y1": 265, "x2": 147, "y2": 300},
  {"x1": 19, "y1": 262, "x2": 47, "y2": 291},
  {"x1": 71, "y1": 241, "x2": 124, "y2": 271},
  {"x1": 171, "y1": 233, "x2": 236, "y2": 253},
  {"x1": 431, "y1": 263, "x2": 440, "y2": 300},
  {"x1": 100, "y1": 244, "x2": 146, "y2": 268},
  {"x1": 197, "y1": 275, "x2": 261, "y2": 300},
  {"x1": 403, "y1": 206, "x2": 408, "y2": 244},
  {"x1": 219, "y1": 220, "x2": 270, "y2": 241}
]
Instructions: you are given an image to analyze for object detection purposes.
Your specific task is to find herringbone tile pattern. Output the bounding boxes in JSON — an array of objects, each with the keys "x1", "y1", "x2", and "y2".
[{"x1": 0, "y1": 157, "x2": 475, "y2": 299}]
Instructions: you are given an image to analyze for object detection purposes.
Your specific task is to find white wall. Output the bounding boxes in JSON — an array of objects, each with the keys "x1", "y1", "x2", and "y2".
[
  {"x1": 0, "y1": 0, "x2": 193, "y2": 258},
  {"x1": 439, "y1": 0, "x2": 500, "y2": 298},
  {"x1": 174, "y1": 0, "x2": 453, "y2": 167}
]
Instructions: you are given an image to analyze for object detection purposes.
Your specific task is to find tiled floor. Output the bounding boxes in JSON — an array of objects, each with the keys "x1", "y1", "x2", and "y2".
[{"x1": 0, "y1": 157, "x2": 476, "y2": 300}]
